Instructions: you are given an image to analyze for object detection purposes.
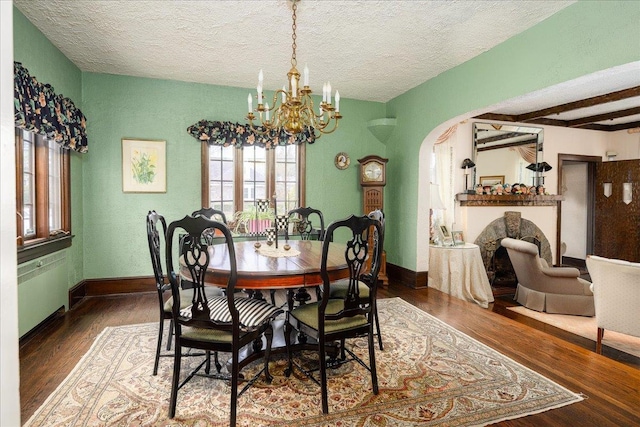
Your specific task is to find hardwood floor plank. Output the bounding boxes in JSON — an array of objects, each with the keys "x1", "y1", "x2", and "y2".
[{"x1": 19, "y1": 284, "x2": 640, "y2": 425}]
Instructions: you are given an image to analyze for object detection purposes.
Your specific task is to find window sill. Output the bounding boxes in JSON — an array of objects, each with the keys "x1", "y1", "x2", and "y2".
[{"x1": 18, "y1": 234, "x2": 73, "y2": 264}]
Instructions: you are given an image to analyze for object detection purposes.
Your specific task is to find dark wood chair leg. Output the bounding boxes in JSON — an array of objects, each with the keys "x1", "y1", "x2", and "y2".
[
  {"x1": 374, "y1": 303, "x2": 383, "y2": 351},
  {"x1": 596, "y1": 327, "x2": 605, "y2": 354},
  {"x1": 166, "y1": 319, "x2": 173, "y2": 351},
  {"x1": 284, "y1": 314, "x2": 293, "y2": 377},
  {"x1": 264, "y1": 326, "x2": 274, "y2": 383},
  {"x1": 319, "y1": 339, "x2": 329, "y2": 414},
  {"x1": 369, "y1": 326, "x2": 379, "y2": 394},
  {"x1": 168, "y1": 337, "x2": 181, "y2": 418},
  {"x1": 154, "y1": 314, "x2": 164, "y2": 375},
  {"x1": 230, "y1": 348, "x2": 240, "y2": 427}
]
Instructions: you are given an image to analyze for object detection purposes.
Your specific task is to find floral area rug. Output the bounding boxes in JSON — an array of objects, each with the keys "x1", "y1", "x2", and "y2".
[
  {"x1": 24, "y1": 298, "x2": 582, "y2": 426},
  {"x1": 507, "y1": 305, "x2": 640, "y2": 358}
]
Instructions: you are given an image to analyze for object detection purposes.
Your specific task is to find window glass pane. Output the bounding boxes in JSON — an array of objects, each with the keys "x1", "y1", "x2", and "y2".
[
  {"x1": 208, "y1": 145, "x2": 235, "y2": 218},
  {"x1": 274, "y1": 145, "x2": 298, "y2": 211},
  {"x1": 48, "y1": 139, "x2": 62, "y2": 231},
  {"x1": 22, "y1": 131, "x2": 35, "y2": 237},
  {"x1": 243, "y1": 146, "x2": 267, "y2": 208}
]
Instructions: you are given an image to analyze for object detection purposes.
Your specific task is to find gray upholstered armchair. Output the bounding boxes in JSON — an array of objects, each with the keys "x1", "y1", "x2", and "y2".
[{"x1": 501, "y1": 237, "x2": 594, "y2": 316}]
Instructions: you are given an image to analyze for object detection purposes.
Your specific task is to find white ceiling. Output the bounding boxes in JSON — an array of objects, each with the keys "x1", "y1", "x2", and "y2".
[{"x1": 14, "y1": 0, "x2": 577, "y2": 103}]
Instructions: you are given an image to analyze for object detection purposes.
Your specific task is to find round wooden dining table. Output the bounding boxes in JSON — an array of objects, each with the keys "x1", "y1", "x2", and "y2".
[{"x1": 203, "y1": 239, "x2": 349, "y2": 290}]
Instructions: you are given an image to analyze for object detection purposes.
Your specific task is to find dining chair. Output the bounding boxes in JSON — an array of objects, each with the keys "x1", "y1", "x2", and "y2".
[
  {"x1": 146, "y1": 210, "x2": 172, "y2": 375},
  {"x1": 268, "y1": 206, "x2": 327, "y2": 306},
  {"x1": 192, "y1": 207, "x2": 228, "y2": 224},
  {"x1": 328, "y1": 209, "x2": 385, "y2": 350},
  {"x1": 165, "y1": 214, "x2": 283, "y2": 426},
  {"x1": 146, "y1": 211, "x2": 223, "y2": 376},
  {"x1": 284, "y1": 206, "x2": 325, "y2": 241},
  {"x1": 284, "y1": 214, "x2": 383, "y2": 414}
]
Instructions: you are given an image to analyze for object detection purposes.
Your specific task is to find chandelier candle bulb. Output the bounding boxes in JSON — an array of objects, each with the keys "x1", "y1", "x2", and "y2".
[
  {"x1": 322, "y1": 83, "x2": 327, "y2": 103},
  {"x1": 335, "y1": 91, "x2": 340, "y2": 112},
  {"x1": 291, "y1": 76, "x2": 297, "y2": 97},
  {"x1": 265, "y1": 103, "x2": 270, "y2": 121},
  {"x1": 257, "y1": 85, "x2": 263, "y2": 104},
  {"x1": 247, "y1": 94, "x2": 252, "y2": 113},
  {"x1": 258, "y1": 69, "x2": 263, "y2": 85},
  {"x1": 327, "y1": 82, "x2": 332, "y2": 104}
]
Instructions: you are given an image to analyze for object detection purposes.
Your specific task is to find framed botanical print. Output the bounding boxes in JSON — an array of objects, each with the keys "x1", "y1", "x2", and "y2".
[{"x1": 122, "y1": 138, "x2": 166, "y2": 193}]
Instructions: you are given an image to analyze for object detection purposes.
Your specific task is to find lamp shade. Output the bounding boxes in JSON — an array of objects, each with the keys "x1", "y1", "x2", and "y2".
[
  {"x1": 526, "y1": 162, "x2": 553, "y2": 172},
  {"x1": 461, "y1": 158, "x2": 475, "y2": 169},
  {"x1": 430, "y1": 183, "x2": 446, "y2": 210},
  {"x1": 537, "y1": 161, "x2": 552, "y2": 172}
]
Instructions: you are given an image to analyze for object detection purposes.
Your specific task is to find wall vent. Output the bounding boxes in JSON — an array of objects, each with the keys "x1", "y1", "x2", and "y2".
[{"x1": 18, "y1": 251, "x2": 66, "y2": 285}]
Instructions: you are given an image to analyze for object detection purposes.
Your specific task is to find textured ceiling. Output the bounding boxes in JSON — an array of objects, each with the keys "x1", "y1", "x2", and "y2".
[{"x1": 14, "y1": 0, "x2": 576, "y2": 103}]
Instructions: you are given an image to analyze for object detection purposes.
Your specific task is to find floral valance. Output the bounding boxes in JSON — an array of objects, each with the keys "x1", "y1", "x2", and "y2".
[
  {"x1": 14, "y1": 62, "x2": 88, "y2": 153},
  {"x1": 187, "y1": 120, "x2": 315, "y2": 149}
]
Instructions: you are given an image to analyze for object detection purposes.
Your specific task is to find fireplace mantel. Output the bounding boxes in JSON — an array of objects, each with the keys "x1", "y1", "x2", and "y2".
[{"x1": 456, "y1": 193, "x2": 564, "y2": 207}]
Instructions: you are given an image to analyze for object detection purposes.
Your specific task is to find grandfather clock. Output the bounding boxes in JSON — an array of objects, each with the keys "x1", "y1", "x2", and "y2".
[{"x1": 358, "y1": 155, "x2": 389, "y2": 286}]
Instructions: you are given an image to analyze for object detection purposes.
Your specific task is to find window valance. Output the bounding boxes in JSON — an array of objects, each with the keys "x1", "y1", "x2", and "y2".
[
  {"x1": 14, "y1": 62, "x2": 88, "y2": 153},
  {"x1": 187, "y1": 120, "x2": 315, "y2": 149}
]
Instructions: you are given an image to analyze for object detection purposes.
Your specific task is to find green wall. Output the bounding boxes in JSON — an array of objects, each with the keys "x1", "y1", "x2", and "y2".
[
  {"x1": 13, "y1": 7, "x2": 85, "y2": 335},
  {"x1": 383, "y1": 0, "x2": 640, "y2": 271},
  {"x1": 80, "y1": 73, "x2": 385, "y2": 278}
]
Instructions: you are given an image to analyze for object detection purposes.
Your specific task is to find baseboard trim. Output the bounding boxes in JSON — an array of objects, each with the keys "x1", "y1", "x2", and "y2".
[
  {"x1": 19, "y1": 306, "x2": 65, "y2": 344},
  {"x1": 69, "y1": 276, "x2": 156, "y2": 309},
  {"x1": 68, "y1": 266, "x2": 428, "y2": 303},
  {"x1": 387, "y1": 262, "x2": 428, "y2": 289}
]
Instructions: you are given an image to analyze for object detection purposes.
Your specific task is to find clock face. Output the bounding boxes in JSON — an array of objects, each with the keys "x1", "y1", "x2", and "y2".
[{"x1": 363, "y1": 162, "x2": 383, "y2": 181}]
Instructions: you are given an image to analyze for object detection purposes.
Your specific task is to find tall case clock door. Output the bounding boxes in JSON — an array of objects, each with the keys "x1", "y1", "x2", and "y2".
[{"x1": 364, "y1": 187, "x2": 383, "y2": 213}]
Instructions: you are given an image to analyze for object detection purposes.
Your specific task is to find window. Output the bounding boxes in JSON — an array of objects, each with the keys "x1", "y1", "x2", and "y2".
[
  {"x1": 202, "y1": 143, "x2": 305, "y2": 223},
  {"x1": 15, "y1": 129, "x2": 71, "y2": 261}
]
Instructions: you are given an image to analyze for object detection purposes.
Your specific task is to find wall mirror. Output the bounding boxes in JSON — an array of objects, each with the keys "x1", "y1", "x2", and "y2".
[{"x1": 472, "y1": 123, "x2": 543, "y2": 189}]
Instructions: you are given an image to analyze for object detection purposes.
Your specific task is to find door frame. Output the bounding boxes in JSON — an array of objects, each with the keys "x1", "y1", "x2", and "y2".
[{"x1": 556, "y1": 154, "x2": 602, "y2": 264}]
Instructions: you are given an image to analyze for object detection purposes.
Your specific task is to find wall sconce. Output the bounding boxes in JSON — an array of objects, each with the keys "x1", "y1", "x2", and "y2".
[
  {"x1": 460, "y1": 158, "x2": 476, "y2": 192},
  {"x1": 623, "y1": 182, "x2": 632, "y2": 204},
  {"x1": 603, "y1": 182, "x2": 612, "y2": 198}
]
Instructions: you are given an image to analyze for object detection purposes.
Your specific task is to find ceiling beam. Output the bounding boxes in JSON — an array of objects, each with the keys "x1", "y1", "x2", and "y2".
[
  {"x1": 517, "y1": 86, "x2": 640, "y2": 122},
  {"x1": 566, "y1": 106, "x2": 640, "y2": 127},
  {"x1": 474, "y1": 86, "x2": 640, "y2": 132}
]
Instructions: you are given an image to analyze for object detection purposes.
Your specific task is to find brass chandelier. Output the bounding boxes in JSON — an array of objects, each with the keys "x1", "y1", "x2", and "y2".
[{"x1": 246, "y1": 0, "x2": 341, "y2": 138}]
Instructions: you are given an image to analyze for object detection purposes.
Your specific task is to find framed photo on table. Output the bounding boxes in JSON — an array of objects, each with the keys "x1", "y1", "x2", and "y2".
[
  {"x1": 452, "y1": 230, "x2": 465, "y2": 245},
  {"x1": 438, "y1": 225, "x2": 454, "y2": 246},
  {"x1": 122, "y1": 138, "x2": 166, "y2": 193}
]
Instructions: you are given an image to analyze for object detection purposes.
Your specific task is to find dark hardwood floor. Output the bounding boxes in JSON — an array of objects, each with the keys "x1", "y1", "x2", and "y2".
[{"x1": 20, "y1": 282, "x2": 640, "y2": 426}]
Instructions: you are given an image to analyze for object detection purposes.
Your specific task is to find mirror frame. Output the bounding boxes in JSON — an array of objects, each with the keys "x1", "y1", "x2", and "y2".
[{"x1": 472, "y1": 122, "x2": 544, "y2": 189}]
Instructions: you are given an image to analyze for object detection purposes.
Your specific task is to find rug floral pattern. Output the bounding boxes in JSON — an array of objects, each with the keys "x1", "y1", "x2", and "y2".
[{"x1": 24, "y1": 298, "x2": 582, "y2": 426}]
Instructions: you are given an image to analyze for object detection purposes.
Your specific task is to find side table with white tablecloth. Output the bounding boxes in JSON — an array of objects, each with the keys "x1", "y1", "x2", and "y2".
[{"x1": 428, "y1": 243, "x2": 494, "y2": 308}]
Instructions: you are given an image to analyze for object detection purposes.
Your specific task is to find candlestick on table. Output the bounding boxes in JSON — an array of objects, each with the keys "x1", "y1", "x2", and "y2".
[{"x1": 273, "y1": 194, "x2": 278, "y2": 249}]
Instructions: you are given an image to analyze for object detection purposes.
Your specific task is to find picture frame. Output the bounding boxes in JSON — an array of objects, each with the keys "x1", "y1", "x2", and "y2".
[
  {"x1": 122, "y1": 138, "x2": 166, "y2": 193},
  {"x1": 452, "y1": 230, "x2": 465, "y2": 245},
  {"x1": 479, "y1": 175, "x2": 505, "y2": 186},
  {"x1": 438, "y1": 225, "x2": 454, "y2": 246}
]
